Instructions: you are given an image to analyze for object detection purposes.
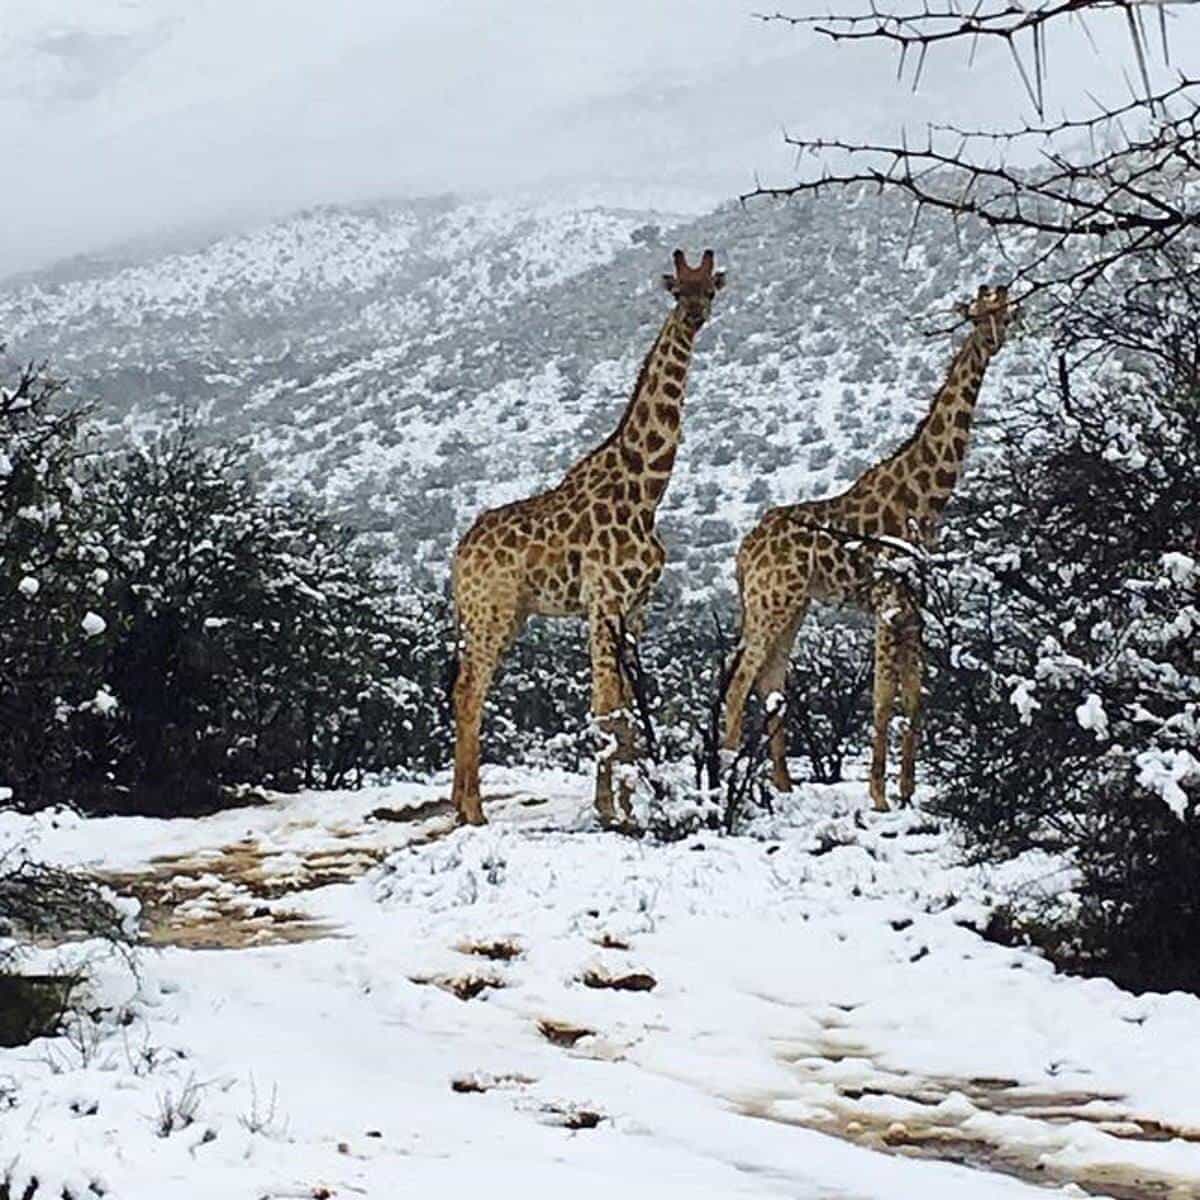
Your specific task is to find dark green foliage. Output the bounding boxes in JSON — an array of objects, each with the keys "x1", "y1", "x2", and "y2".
[
  {"x1": 782, "y1": 621, "x2": 873, "y2": 784},
  {"x1": 0, "y1": 383, "x2": 458, "y2": 814},
  {"x1": 922, "y1": 264, "x2": 1200, "y2": 993},
  {"x1": 0, "y1": 356, "x2": 112, "y2": 809},
  {"x1": 88, "y1": 426, "x2": 449, "y2": 811},
  {"x1": 0, "y1": 973, "x2": 80, "y2": 1047}
]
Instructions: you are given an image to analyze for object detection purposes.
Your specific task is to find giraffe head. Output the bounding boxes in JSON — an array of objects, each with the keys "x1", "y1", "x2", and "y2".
[
  {"x1": 962, "y1": 284, "x2": 1016, "y2": 354},
  {"x1": 661, "y1": 248, "x2": 725, "y2": 331}
]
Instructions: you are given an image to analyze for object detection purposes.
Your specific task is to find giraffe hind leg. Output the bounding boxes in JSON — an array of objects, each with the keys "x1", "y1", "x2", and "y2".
[
  {"x1": 754, "y1": 609, "x2": 805, "y2": 792},
  {"x1": 721, "y1": 635, "x2": 771, "y2": 755},
  {"x1": 588, "y1": 601, "x2": 637, "y2": 825},
  {"x1": 723, "y1": 570, "x2": 806, "y2": 770},
  {"x1": 868, "y1": 580, "x2": 921, "y2": 813},
  {"x1": 722, "y1": 580, "x2": 778, "y2": 753}
]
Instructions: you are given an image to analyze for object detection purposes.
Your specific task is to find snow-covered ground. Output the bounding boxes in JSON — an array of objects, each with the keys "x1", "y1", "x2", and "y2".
[{"x1": 3, "y1": 768, "x2": 1199, "y2": 1199}]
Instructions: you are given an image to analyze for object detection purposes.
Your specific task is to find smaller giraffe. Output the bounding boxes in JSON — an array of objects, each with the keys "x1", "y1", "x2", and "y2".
[
  {"x1": 722, "y1": 285, "x2": 1015, "y2": 811},
  {"x1": 451, "y1": 250, "x2": 725, "y2": 826}
]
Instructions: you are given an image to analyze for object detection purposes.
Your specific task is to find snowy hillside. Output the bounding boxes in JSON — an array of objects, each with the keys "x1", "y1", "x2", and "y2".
[
  {"x1": 3, "y1": 769, "x2": 1199, "y2": 1199},
  {"x1": 0, "y1": 192, "x2": 1045, "y2": 593}
]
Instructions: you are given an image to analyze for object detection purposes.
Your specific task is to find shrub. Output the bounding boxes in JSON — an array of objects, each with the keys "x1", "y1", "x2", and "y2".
[
  {"x1": 782, "y1": 620, "x2": 873, "y2": 784},
  {"x1": 0, "y1": 354, "x2": 114, "y2": 810},
  {"x1": 85, "y1": 423, "x2": 441, "y2": 811},
  {"x1": 922, "y1": 262, "x2": 1200, "y2": 992}
]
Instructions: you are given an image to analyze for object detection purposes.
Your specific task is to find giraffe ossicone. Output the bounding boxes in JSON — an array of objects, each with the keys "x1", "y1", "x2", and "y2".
[
  {"x1": 722, "y1": 283, "x2": 1016, "y2": 812},
  {"x1": 450, "y1": 249, "x2": 726, "y2": 826}
]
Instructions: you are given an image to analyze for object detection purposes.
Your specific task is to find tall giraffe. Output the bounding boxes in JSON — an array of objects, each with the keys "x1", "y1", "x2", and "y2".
[
  {"x1": 722, "y1": 284, "x2": 1014, "y2": 811},
  {"x1": 451, "y1": 249, "x2": 726, "y2": 825}
]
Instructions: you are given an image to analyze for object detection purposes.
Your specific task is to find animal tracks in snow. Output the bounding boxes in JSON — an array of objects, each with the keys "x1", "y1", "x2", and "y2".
[{"x1": 19, "y1": 769, "x2": 1199, "y2": 1199}]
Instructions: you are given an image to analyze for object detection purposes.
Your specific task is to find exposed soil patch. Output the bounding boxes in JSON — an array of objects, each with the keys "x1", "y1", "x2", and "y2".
[
  {"x1": 537, "y1": 1018, "x2": 595, "y2": 1048},
  {"x1": 580, "y1": 968, "x2": 656, "y2": 992},
  {"x1": 450, "y1": 1071, "x2": 535, "y2": 1095},
  {"x1": 745, "y1": 1045, "x2": 1200, "y2": 1200},
  {"x1": 457, "y1": 938, "x2": 523, "y2": 962},
  {"x1": 94, "y1": 794, "x2": 476, "y2": 950},
  {"x1": 539, "y1": 1104, "x2": 603, "y2": 1130},
  {"x1": 413, "y1": 972, "x2": 506, "y2": 1001},
  {"x1": 592, "y1": 933, "x2": 631, "y2": 951},
  {"x1": 98, "y1": 840, "x2": 368, "y2": 950},
  {"x1": 369, "y1": 799, "x2": 455, "y2": 825}
]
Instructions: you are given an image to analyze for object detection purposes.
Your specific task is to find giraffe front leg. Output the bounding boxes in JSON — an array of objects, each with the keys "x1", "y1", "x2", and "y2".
[
  {"x1": 869, "y1": 615, "x2": 899, "y2": 814},
  {"x1": 451, "y1": 597, "x2": 521, "y2": 827},
  {"x1": 588, "y1": 602, "x2": 636, "y2": 826},
  {"x1": 451, "y1": 647, "x2": 492, "y2": 826},
  {"x1": 897, "y1": 623, "x2": 924, "y2": 807}
]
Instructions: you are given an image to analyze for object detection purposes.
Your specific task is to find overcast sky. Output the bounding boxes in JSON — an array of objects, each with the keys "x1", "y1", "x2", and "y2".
[{"x1": 2, "y1": 0, "x2": 1197, "y2": 278}]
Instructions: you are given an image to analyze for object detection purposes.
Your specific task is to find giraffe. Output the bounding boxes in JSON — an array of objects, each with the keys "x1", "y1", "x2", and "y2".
[
  {"x1": 451, "y1": 249, "x2": 726, "y2": 826},
  {"x1": 722, "y1": 284, "x2": 1015, "y2": 811}
]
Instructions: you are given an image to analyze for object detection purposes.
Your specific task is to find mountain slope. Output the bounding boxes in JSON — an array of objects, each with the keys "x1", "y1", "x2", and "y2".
[{"x1": 0, "y1": 192, "x2": 1045, "y2": 595}]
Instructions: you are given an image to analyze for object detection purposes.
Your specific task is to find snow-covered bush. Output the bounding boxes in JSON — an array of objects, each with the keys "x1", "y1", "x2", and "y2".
[
  {"x1": 611, "y1": 613, "x2": 775, "y2": 840},
  {"x1": 0, "y1": 353, "x2": 115, "y2": 809},
  {"x1": 0, "y1": 846, "x2": 136, "y2": 1047},
  {"x1": 87, "y1": 424, "x2": 437, "y2": 811},
  {"x1": 1, "y1": 385, "x2": 457, "y2": 814},
  {"x1": 782, "y1": 620, "x2": 873, "y2": 784},
  {"x1": 923, "y1": 263, "x2": 1200, "y2": 992}
]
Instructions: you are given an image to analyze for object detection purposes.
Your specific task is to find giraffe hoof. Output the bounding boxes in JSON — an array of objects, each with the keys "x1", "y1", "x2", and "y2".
[{"x1": 599, "y1": 814, "x2": 639, "y2": 836}]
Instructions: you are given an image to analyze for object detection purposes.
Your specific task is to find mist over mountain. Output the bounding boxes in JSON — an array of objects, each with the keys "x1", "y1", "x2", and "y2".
[{"x1": 7, "y1": 0, "x2": 1140, "y2": 280}]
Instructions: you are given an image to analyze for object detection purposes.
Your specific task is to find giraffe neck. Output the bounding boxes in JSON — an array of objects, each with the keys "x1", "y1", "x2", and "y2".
[
  {"x1": 611, "y1": 308, "x2": 695, "y2": 512},
  {"x1": 871, "y1": 327, "x2": 998, "y2": 536}
]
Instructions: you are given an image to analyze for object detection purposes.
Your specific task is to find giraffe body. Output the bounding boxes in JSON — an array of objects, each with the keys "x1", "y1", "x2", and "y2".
[
  {"x1": 452, "y1": 250, "x2": 725, "y2": 825},
  {"x1": 722, "y1": 285, "x2": 1015, "y2": 811}
]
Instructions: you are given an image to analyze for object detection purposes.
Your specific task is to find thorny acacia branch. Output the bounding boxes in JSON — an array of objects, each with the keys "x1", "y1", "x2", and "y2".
[{"x1": 747, "y1": 1, "x2": 1200, "y2": 305}]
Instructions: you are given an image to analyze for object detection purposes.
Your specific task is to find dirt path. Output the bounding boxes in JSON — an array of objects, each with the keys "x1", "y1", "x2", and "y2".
[
  {"x1": 94, "y1": 792, "x2": 1200, "y2": 1199},
  {"x1": 97, "y1": 797, "x2": 458, "y2": 949},
  {"x1": 736, "y1": 1036, "x2": 1200, "y2": 1200}
]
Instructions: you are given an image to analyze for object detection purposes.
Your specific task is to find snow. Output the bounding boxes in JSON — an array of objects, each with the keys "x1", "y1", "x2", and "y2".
[
  {"x1": 17, "y1": 575, "x2": 39, "y2": 598},
  {"x1": 3, "y1": 767, "x2": 1199, "y2": 1198},
  {"x1": 1163, "y1": 551, "x2": 1198, "y2": 586},
  {"x1": 1136, "y1": 748, "x2": 1200, "y2": 820},
  {"x1": 86, "y1": 686, "x2": 119, "y2": 717},
  {"x1": 1008, "y1": 678, "x2": 1040, "y2": 724},
  {"x1": 80, "y1": 611, "x2": 106, "y2": 637},
  {"x1": 1074, "y1": 692, "x2": 1108, "y2": 739}
]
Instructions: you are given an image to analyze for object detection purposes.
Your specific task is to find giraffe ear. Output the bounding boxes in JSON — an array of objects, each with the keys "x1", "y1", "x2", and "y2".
[
  {"x1": 661, "y1": 273, "x2": 677, "y2": 293},
  {"x1": 712, "y1": 270, "x2": 727, "y2": 291}
]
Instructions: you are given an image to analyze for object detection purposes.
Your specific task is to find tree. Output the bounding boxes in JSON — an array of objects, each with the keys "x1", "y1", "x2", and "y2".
[
  {"x1": 0, "y1": 352, "x2": 115, "y2": 809},
  {"x1": 90, "y1": 424, "x2": 440, "y2": 811},
  {"x1": 921, "y1": 254, "x2": 1200, "y2": 991},
  {"x1": 750, "y1": 1, "x2": 1199, "y2": 303}
]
